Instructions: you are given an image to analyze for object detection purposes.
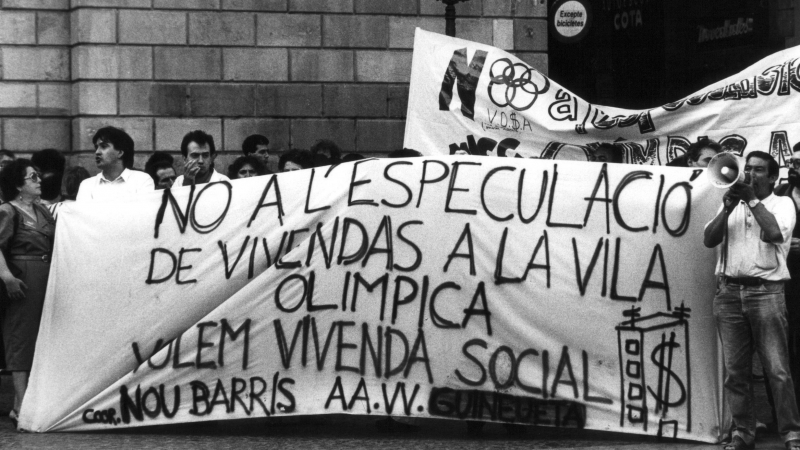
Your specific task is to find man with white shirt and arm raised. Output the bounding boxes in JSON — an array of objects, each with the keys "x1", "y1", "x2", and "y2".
[
  {"x1": 76, "y1": 127, "x2": 154, "y2": 201},
  {"x1": 704, "y1": 150, "x2": 800, "y2": 450},
  {"x1": 173, "y1": 130, "x2": 230, "y2": 187}
]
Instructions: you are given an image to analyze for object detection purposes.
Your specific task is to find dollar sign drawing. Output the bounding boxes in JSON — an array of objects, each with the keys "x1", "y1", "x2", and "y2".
[
  {"x1": 646, "y1": 331, "x2": 687, "y2": 413},
  {"x1": 510, "y1": 113, "x2": 520, "y2": 131}
]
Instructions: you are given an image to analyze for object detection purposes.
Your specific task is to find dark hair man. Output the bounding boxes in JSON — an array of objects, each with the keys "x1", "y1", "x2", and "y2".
[
  {"x1": 174, "y1": 130, "x2": 230, "y2": 187},
  {"x1": 145, "y1": 152, "x2": 177, "y2": 190},
  {"x1": 703, "y1": 150, "x2": 800, "y2": 450},
  {"x1": 774, "y1": 141, "x2": 800, "y2": 413},
  {"x1": 242, "y1": 134, "x2": 270, "y2": 166},
  {"x1": 76, "y1": 126, "x2": 153, "y2": 201},
  {"x1": 686, "y1": 138, "x2": 722, "y2": 168},
  {"x1": 667, "y1": 138, "x2": 723, "y2": 167},
  {"x1": 0, "y1": 150, "x2": 15, "y2": 171},
  {"x1": 144, "y1": 151, "x2": 173, "y2": 174},
  {"x1": 151, "y1": 162, "x2": 177, "y2": 190},
  {"x1": 31, "y1": 149, "x2": 66, "y2": 205}
]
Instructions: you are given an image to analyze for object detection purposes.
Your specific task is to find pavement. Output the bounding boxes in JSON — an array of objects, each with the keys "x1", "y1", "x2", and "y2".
[{"x1": 0, "y1": 373, "x2": 788, "y2": 450}]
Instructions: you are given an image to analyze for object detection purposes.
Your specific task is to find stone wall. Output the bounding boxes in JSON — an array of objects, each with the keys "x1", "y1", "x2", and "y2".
[{"x1": 0, "y1": 0, "x2": 548, "y2": 172}]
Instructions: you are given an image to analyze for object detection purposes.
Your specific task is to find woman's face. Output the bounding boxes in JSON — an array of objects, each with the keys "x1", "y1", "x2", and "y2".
[
  {"x1": 20, "y1": 166, "x2": 41, "y2": 198},
  {"x1": 237, "y1": 163, "x2": 257, "y2": 178},
  {"x1": 283, "y1": 161, "x2": 303, "y2": 172}
]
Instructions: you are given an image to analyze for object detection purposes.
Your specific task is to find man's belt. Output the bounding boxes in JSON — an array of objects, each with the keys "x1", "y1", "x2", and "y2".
[
  {"x1": 723, "y1": 276, "x2": 766, "y2": 287},
  {"x1": 9, "y1": 254, "x2": 50, "y2": 263}
]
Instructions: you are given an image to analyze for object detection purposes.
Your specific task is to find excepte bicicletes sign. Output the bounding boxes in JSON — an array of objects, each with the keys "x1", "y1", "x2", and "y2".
[{"x1": 552, "y1": 0, "x2": 591, "y2": 43}]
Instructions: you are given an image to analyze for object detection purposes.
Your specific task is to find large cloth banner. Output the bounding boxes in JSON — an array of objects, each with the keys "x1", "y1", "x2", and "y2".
[
  {"x1": 405, "y1": 29, "x2": 800, "y2": 165},
  {"x1": 21, "y1": 157, "x2": 724, "y2": 442}
]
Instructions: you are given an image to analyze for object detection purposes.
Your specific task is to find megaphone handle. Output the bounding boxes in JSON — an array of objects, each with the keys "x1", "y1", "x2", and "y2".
[{"x1": 723, "y1": 191, "x2": 740, "y2": 214}]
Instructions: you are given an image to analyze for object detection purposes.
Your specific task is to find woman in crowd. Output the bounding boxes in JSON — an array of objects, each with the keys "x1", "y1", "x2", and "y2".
[
  {"x1": 0, "y1": 159, "x2": 55, "y2": 425},
  {"x1": 227, "y1": 155, "x2": 269, "y2": 179}
]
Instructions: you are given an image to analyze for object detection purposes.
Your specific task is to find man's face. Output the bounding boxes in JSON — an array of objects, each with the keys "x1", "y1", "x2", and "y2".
[
  {"x1": 789, "y1": 151, "x2": 800, "y2": 172},
  {"x1": 253, "y1": 144, "x2": 270, "y2": 165},
  {"x1": 788, "y1": 151, "x2": 800, "y2": 187},
  {"x1": 744, "y1": 156, "x2": 777, "y2": 196},
  {"x1": 155, "y1": 167, "x2": 177, "y2": 190},
  {"x1": 186, "y1": 142, "x2": 214, "y2": 177},
  {"x1": 690, "y1": 147, "x2": 718, "y2": 168},
  {"x1": 0, "y1": 155, "x2": 14, "y2": 171},
  {"x1": 95, "y1": 139, "x2": 122, "y2": 170}
]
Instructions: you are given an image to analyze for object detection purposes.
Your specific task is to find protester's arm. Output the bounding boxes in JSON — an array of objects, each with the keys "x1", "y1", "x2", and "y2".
[
  {"x1": 728, "y1": 182, "x2": 785, "y2": 243},
  {"x1": 750, "y1": 202, "x2": 786, "y2": 243},
  {"x1": 704, "y1": 193, "x2": 736, "y2": 248},
  {"x1": 0, "y1": 254, "x2": 25, "y2": 301},
  {"x1": 0, "y1": 206, "x2": 25, "y2": 301},
  {"x1": 724, "y1": 182, "x2": 783, "y2": 243}
]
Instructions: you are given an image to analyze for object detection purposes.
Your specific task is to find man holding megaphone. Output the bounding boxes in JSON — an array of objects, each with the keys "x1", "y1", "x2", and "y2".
[{"x1": 704, "y1": 151, "x2": 800, "y2": 450}]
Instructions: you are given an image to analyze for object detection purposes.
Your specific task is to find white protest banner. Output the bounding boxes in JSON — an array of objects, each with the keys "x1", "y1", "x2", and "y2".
[
  {"x1": 20, "y1": 157, "x2": 723, "y2": 443},
  {"x1": 405, "y1": 29, "x2": 800, "y2": 165}
]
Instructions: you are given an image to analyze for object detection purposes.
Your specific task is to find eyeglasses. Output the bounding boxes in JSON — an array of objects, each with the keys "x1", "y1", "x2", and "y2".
[
  {"x1": 791, "y1": 159, "x2": 800, "y2": 169},
  {"x1": 24, "y1": 172, "x2": 42, "y2": 183},
  {"x1": 238, "y1": 169, "x2": 257, "y2": 177}
]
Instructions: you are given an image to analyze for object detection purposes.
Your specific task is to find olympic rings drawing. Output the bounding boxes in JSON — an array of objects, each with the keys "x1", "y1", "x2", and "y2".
[{"x1": 487, "y1": 58, "x2": 550, "y2": 111}]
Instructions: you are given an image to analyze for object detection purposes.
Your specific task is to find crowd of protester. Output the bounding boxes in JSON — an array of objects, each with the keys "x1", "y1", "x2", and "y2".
[{"x1": 1, "y1": 125, "x2": 799, "y2": 444}]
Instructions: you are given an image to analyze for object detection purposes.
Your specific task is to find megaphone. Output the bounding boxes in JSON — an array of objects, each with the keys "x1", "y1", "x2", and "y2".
[{"x1": 707, "y1": 152, "x2": 750, "y2": 189}]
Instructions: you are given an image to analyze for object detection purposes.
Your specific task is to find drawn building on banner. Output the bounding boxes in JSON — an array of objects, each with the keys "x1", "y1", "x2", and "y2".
[{"x1": 615, "y1": 304, "x2": 692, "y2": 438}]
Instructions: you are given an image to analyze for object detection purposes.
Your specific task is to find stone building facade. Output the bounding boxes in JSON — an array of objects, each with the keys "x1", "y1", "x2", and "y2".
[{"x1": 0, "y1": 0, "x2": 548, "y2": 172}]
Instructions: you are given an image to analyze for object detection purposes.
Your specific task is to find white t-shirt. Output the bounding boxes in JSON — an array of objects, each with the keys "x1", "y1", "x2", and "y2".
[
  {"x1": 173, "y1": 169, "x2": 230, "y2": 187},
  {"x1": 706, "y1": 193, "x2": 796, "y2": 280},
  {"x1": 76, "y1": 168, "x2": 155, "y2": 202}
]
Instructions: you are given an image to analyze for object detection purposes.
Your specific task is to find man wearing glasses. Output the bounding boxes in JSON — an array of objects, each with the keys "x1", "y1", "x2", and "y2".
[
  {"x1": 775, "y1": 142, "x2": 800, "y2": 417},
  {"x1": 76, "y1": 127, "x2": 154, "y2": 201}
]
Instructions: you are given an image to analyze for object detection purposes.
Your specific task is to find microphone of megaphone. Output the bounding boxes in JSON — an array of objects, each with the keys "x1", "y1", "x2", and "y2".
[{"x1": 707, "y1": 152, "x2": 749, "y2": 188}]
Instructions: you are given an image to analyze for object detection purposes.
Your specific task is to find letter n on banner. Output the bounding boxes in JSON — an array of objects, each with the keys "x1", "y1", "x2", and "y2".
[{"x1": 439, "y1": 48, "x2": 488, "y2": 120}]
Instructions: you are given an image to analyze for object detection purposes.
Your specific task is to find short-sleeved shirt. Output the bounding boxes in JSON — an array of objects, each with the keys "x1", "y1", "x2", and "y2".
[
  {"x1": 76, "y1": 168, "x2": 155, "y2": 201},
  {"x1": 0, "y1": 203, "x2": 55, "y2": 258},
  {"x1": 706, "y1": 193, "x2": 796, "y2": 280},
  {"x1": 174, "y1": 169, "x2": 230, "y2": 187}
]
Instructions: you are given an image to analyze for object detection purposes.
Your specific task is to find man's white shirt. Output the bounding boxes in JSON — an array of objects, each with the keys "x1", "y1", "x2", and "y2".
[
  {"x1": 173, "y1": 169, "x2": 230, "y2": 187},
  {"x1": 706, "y1": 193, "x2": 797, "y2": 280},
  {"x1": 76, "y1": 168, "x2": 155, "y2": 201}
]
